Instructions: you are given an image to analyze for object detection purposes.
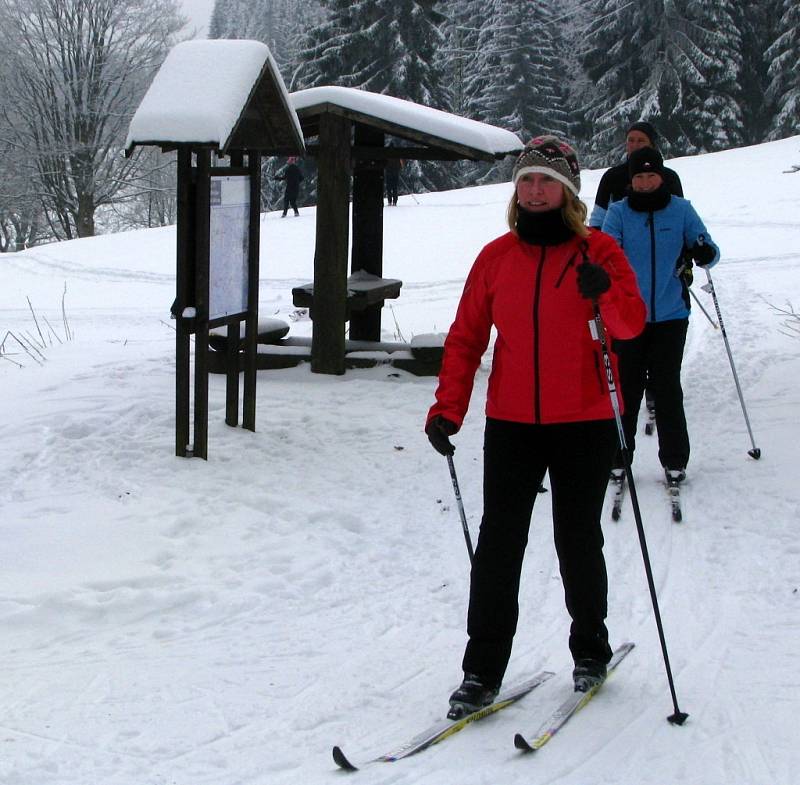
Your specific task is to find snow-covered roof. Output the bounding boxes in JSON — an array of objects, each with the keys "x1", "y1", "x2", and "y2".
[
  {"x1": 125, "y1": 40, "x2": 304, "y2": 154},
  {"x1": 290, "y1": 86, "x2": 522, "y2": 159}
]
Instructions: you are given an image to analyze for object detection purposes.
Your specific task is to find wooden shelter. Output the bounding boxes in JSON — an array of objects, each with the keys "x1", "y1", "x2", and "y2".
[
  {"x1": 125, "y1": 40, "x2": 304, "y2": 458},
  {"x1": 287, "y1": 87, "x2": 523, "y2": 375}
]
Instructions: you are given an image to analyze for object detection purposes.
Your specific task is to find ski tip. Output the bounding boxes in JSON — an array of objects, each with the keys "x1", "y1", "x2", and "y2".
[
  {"x1": 332, "y1": 745, "x2": 359, "y2": 771},
  {"x1": 667, "y1": 711, "x2": 689, "y2": 726},
  {"x1": 513, "y1": 732, "x2": 535, "y2": 753}
]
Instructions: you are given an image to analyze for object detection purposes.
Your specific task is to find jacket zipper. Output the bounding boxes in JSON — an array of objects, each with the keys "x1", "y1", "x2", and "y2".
[
  {"x1": 532, "y1": 246, "x2": 546, "y2": 423},
  {"x1": 647, "y1": 213, "x2": 657, "y2": 320}
]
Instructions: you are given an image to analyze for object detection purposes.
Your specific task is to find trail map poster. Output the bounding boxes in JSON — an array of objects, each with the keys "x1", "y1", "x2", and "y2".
[{"x1": 209, "y1": 176, "x2": 250, "y2": 320}]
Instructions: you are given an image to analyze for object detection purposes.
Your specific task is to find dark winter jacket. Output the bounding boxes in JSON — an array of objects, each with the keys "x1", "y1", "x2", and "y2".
[
  {"x1": 602, "y1": 190, "x2": 719, "y2": 323},
  {"x1": 277, "y1": 163, "x2": 304, "y2": 196},
  {"x1": 589, "y1": 160, "x2": 683, "y2": 227},
  {"x1": 427, "y1": 228, "x2": 646, "y2": 429}
]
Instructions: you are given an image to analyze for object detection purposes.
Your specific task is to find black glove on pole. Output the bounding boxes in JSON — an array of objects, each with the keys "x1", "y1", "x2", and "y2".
[
  {"x1": 689, "y1": 242, "x2": 716, "y2": 267},
  {"x1": 425, "y1": 415, "x2": 457, "y2": 456},
  {"x1": 577, "y1": 262, "x2": 611, "y2": 299},
  {"x1": 591, "y1": 300, "x2": 688, "y2": 726}
]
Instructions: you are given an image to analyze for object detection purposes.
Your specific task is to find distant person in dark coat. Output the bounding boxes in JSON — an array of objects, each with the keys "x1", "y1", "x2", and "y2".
[
  {"x1": 384, "y1": 143, "x2": 403, "y2": 206},
  {"x1": 277, "y1": 157, "x2": 303, "y2": 217},
  {"x1": 589, "y1": 121, "x2": 683, "y2": 228}
]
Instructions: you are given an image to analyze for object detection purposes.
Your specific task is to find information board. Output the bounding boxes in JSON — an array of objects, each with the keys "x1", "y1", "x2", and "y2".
[{"x1": 209, "y1": 176, "x2": 250, "y2": 320}]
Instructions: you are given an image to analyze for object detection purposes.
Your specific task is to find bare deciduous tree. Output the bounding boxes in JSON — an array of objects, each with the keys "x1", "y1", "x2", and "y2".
[{"x1": 0, "y1": 0, "x2": 185, "y2": 240}]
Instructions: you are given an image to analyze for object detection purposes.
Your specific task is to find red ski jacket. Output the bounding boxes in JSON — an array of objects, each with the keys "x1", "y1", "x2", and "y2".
[{"x1": 427, "y1": 229, "x2": 645, "y2": 429}]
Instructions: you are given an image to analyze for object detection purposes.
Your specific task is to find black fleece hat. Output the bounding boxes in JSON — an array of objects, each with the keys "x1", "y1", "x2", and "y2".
[
  {"x1": 627, "y1": 121, "x2": 658, "y2": 144},
  {"x1": 629, "y1": 146, "x2": 665, "y2": 178}
]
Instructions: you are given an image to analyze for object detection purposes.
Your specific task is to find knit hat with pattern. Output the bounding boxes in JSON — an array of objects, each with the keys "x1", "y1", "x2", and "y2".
[{"x1": 512, "y1": 135, "x2": 581, "y2": 195}]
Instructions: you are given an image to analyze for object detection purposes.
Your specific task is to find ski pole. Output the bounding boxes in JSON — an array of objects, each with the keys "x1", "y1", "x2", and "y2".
[
  {"x1": 590, "y1": 302, "x2": 689, "y2": 726},
  {"x1": 446, "y1": 454, "x2": 474, "y2": 564},
  {"x1": 675, "y1": 260, "x2": 718, "y2": 329},
  {"x1": 700, "y1": 268, "x2": 761, "y2": 459},
  {"x1": 688, "y1": 286, "x2": 718, "y2": 328}
]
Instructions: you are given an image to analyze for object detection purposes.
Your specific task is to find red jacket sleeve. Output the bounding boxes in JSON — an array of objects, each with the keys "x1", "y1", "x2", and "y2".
[{"x1": 426, "y1": 250, "x2": 494, "y2": 430}]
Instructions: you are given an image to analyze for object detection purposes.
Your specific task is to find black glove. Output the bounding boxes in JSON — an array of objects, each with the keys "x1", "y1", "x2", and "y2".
[
  {"x1": 425, "y1": 415, "x2": 458, "y2": 456},
  {"x1": 688, "y1": 242, "x2": 715, "y2": 267},
  {"x1": 576, "y1": 262, "x2": 611, "y2": 300}
]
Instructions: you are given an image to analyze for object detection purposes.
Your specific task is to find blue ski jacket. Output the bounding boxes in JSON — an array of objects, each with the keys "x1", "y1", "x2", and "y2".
[{"x1": 602, "y1": 194, "x2": 719, "y2": 323}]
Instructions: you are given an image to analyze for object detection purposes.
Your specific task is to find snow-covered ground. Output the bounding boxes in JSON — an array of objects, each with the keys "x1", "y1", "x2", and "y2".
[{"x1": 1, "y1": 136, "x2": 798, "y2": 785}]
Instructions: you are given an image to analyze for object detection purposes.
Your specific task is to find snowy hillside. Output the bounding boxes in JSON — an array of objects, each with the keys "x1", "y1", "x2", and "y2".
[{"x1": 0, "y1": 136, "x2": 799, "y2": 785}]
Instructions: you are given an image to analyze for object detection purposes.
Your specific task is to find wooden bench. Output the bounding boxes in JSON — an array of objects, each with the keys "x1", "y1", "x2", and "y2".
[{"x1": 291, "y1": 270, "x2": 402, "y2": 314}]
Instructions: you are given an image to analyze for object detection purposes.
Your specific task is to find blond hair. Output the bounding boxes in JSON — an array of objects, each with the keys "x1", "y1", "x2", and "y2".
[{"x1": 507, "y1": 186, "x2": 589, "y2": 239}]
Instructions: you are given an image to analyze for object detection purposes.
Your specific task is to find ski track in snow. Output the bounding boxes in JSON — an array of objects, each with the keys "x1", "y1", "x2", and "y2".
[{"x1": 0, "y1": 138, "x2": 799, "y2": 784}]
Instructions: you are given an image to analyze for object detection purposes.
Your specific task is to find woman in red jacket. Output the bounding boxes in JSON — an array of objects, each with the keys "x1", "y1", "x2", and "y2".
[{"x1": 425, "y1": 136, "x2": 646, "y2": 718}]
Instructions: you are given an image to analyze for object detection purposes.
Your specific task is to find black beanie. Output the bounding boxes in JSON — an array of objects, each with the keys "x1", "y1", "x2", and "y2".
[
  {"x1": 627, "y1": 121, "x2": 658, "y2": 144},
  {"x1": 629, "y1": 147, "x2": 665, "y2": 178}
]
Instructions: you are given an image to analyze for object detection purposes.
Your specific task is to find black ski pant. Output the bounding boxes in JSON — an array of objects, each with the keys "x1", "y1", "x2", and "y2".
[
  {"x1": 282, "y1": 186, "x2": 299, "y2": 215},
  {"x1": 462, "y1": 417, "x2": 617, "y2": 688},
  {"x1": 614, "y1": 318, "x2": 690, "y2": 470},
  {"x1": 385, "y1": 174, "x2": 399, "y2": 205}
]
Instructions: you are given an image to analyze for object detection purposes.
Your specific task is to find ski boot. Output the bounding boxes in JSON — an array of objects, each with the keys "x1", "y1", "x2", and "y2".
[
  {"x1": 447, "y1": 673, "x2": 499, "y2": 719},
  {"x1": 665, "y1": 468, "x2": 686, "y2": 484},
  {"x1": 572, "y1": 659, "x2": 607, "y2": 693}
]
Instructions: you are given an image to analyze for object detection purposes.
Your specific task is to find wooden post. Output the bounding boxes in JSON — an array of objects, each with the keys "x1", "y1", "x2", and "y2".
[
  {"x1": 225, "y1": 318, "x2": 240, "y2": 426},
  {"x1": 225, "y1": 150, "x2": 244, "y2": 428},
  {"x1": 175, "y1": 148, "x2": 193, "y2": 457},
  {"x1": 243, "y1": 150, "x2": 260, "y2": 430},
  {"x1": 350, "y1": 124, "x2": 385, "y2": 341},
  {"x1": 311, "y1": 114, "x2": 351, "y2": 374},
  {"x1": 193, "y1": 150, "x2": 211, "y2": 459}
]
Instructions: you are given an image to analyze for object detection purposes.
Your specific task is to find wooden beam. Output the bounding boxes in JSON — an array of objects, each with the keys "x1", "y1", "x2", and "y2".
[
  {"x1": 175, "y1": 148, "x2": 193, "y2": 457},
  {"x1": 311, "y1": 114, "x2": 351, "y2": 374},
  {"x1": 243, "y1": 151, "x2": 260, "y2": 431},
  {"x1": 350, "y1": 125, "x2": 385, "y2": 341},
  {"x1": 193, "y1": 150, "x2": 211, "y2": 459}
]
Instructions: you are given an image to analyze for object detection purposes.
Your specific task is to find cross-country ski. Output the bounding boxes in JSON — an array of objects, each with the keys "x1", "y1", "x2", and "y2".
[
  {"x1": 332, "y1": 670, "x2": 553, "y2": 771},
  {"x1": 513, "y1": 642, "x2": 636, "y2": 753}
]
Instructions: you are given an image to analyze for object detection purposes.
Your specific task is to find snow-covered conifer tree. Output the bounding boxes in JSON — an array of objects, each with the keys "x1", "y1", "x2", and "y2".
[
  {"x1": 578, "y1": 0, "x2": 744, "y2": 162},
  {"x1": 766, "y1": 0, "x2": 800, "y2": 139}
]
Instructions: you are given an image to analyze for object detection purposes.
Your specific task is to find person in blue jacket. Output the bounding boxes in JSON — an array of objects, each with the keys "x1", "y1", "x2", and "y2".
[{"x1": 602, "y1": 146, "x2": 719, "y2": 484}]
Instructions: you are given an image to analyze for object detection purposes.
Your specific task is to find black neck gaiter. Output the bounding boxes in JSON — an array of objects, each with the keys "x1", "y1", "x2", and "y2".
[
  {"x1": 628, "y1": 183, "x2": 671, "y2": 213},
  {"x1": 515, "y1": 206, "x2": 574, "y2": 246}
]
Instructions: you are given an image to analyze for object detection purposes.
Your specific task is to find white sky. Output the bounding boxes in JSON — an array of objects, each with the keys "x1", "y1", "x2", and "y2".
[{"x1": 179, "y1": 0, "x2": 215, "y2": 38}]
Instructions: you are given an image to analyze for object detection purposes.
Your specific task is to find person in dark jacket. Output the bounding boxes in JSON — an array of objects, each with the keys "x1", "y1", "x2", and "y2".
[
  {"x1": 424, "y1": 136, "x2": 646, "y2": 717},
  {"x1": 276, "y1": 157, "x2": 303, "y2": 217},
  {"x1": 589, "y1": 121, "x2": 683, "y2": 228},
  {"x1": 384, "y1": 143, "x2": 403, "y2": 206},
  {"x1": 602, "y1": 147, "x2": 720, "y2": 484}
]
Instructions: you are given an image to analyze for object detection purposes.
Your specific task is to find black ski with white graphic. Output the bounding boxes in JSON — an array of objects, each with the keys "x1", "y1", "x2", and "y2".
[
  {"x1": 513, "y1": 642, "x2": 635, "y2": 754},
  {"x1": 666, "y1": 475, "x2": 683, "y2": 522},
  {"x1": 609, "y1": 472, "x2": 626, "y2": 521},
  {"x1": 332, "y1": 669, "x2": 554, "y2": 772}
]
